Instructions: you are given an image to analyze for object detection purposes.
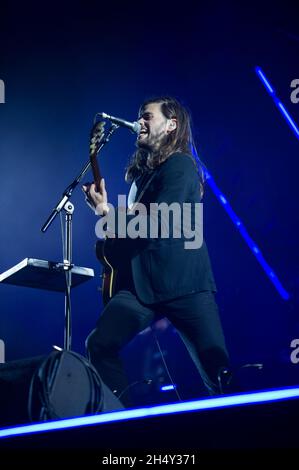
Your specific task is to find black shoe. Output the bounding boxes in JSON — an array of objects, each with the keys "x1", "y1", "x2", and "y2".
[{"x1": 217, "y1": 367, "x2": 236, "y2": 394}]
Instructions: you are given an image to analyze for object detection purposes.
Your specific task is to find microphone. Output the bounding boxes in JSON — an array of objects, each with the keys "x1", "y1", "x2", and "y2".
[{"x1": 99, "y1": 112, "x2": 141, "y2": 134}]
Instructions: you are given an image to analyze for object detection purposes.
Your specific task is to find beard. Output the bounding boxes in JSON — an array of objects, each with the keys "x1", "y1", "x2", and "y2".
[
  {"x1": 136, "y1": 129, "x2": 168, "y2": 153},
  {"x1": 135, "y1": 132, "x2": 172, "y2": 171}
]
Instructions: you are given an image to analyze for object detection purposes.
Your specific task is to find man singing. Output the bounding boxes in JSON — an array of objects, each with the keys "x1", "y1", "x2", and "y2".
[{"x1": 83, "y1": 96, "x2": 231, "y2": 405}]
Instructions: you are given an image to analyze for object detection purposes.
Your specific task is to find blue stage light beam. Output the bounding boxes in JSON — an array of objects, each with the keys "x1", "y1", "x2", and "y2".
[
  {"x1": 255, "y1": 66, "x2": 299, "y2": 140},
  {"x1": 192, "y1": 149, "x2": 290, "y2": 300},
  {"x1": 0, "y1": 387, "x2": 299, "y2": 439},
  {"x1": 205, "y1": 170, "x2": 290, "y2": 300}
]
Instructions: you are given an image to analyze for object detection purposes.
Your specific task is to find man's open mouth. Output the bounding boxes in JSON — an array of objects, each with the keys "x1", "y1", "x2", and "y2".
[{"x1": 138, "y1": 129, "x2": 148, "y2": 139}]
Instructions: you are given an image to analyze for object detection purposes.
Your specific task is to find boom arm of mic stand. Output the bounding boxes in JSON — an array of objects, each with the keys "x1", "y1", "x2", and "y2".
[{"x1": 41, "y1": 123, "x2": 119, "y2": 233}]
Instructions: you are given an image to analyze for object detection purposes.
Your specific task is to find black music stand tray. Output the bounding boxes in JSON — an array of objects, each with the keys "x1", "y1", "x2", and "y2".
[{"x1": 0, "y1": 258, "x2": 94, "y2": 292}]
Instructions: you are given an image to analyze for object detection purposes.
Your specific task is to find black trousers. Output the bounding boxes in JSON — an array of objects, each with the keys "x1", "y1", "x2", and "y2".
[{"x1": 86, "y1": 289, "x2": 230, "y2": 405}]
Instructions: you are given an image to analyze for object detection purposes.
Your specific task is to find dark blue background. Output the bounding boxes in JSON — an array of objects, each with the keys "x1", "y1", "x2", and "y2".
[{"x1": 1, "y1": 1, "x2": 299, "y2": 402}]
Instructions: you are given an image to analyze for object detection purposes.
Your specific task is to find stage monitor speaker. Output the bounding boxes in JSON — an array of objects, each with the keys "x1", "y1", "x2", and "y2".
[{"x1": 0, "y1": 351, "x2": 124, "y2": 427}]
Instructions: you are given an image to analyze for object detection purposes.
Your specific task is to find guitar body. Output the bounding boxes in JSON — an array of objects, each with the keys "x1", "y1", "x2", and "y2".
[{"x1": 95, "y1": 239, "x2": 119, "y2": 305}]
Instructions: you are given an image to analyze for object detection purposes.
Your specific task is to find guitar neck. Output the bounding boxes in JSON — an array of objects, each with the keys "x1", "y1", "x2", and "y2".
[
  {"x1": 89, "y1": 120, "x2": 106, "y2": 192},
  {"x1": 90, "y1": 154, "x2": 102, "y2": 192}
]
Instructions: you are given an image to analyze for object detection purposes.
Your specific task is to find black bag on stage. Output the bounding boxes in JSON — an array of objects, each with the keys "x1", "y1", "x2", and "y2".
[{"x1": 0, "y1": 350, "x2": 124, "y2": 426}]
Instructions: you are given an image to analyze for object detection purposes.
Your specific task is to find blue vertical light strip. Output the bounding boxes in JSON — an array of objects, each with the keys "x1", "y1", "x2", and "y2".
[
  {"x1": 255, "y1": 66, "x2": 299, "y2": 139},
  {"x1": 191, "y1": 146, "x2": 290, "y2": 300},
  {"x1": 204, "y1": 169, "x2": 290, "y2": 300}
]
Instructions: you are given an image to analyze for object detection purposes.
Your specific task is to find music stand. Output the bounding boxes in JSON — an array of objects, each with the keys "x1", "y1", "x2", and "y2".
[
  {"x1": 0, "y1": 258, "x2": 94, "y2": 292},
  {"x1": 0, "y1": 257, "x2": 94, "y2": 351}
]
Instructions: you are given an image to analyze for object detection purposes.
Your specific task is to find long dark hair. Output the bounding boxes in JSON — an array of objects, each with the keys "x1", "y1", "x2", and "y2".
[{"x1": 125, "y1": 96, "x2": 205, "y2": 196}]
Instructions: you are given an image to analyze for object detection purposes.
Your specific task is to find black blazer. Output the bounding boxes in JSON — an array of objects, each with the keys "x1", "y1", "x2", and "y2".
[{"x1": 115, "y1": 152, "x2": 216, "y2": 304}]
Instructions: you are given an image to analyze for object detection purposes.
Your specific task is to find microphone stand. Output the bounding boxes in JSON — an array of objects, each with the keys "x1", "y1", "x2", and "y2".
[{"x1": 41, "y1": 123, "x2": 119, "y2": 351}]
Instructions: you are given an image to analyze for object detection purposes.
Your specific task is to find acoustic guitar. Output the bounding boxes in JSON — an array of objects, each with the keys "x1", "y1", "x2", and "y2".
[
  {"x1": 88, "y1": 121, "x2": 157, "y2": 305},
  {"x1": 88, "y1": 121, "x2": 118, "y2": 305}
]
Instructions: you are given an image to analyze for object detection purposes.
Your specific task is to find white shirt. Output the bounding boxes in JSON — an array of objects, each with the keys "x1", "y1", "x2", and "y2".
[{"x1": 127, "y1": 180, "x2": 137, "y2": 210}]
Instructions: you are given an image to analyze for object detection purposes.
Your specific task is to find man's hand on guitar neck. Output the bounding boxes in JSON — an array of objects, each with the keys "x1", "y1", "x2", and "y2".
[{"x1": 82, "y1": 178, "x2": 110, "y2": 216}]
